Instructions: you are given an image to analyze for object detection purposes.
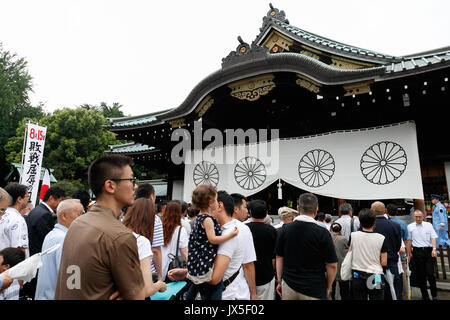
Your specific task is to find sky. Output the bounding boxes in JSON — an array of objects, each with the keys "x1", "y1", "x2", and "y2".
[{"x1": 1, "y1": 0, "x2": 449, "y2": 118}]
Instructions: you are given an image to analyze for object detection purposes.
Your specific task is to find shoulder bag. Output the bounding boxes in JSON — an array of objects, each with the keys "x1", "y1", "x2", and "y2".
[
  {"x1": 340, "y1": 245, "x2": 353, "y2": 281},
  {"x1": 167, "y1": 227, "x2": 187, "y2": 271}
]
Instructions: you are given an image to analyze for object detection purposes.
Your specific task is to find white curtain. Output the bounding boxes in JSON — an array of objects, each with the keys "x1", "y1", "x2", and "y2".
[{"x1": 183, "y1": 121, "x2": 424, "y2": 202}]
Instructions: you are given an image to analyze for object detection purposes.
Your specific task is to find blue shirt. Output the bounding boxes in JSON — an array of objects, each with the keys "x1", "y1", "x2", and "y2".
[
  {"x1": 389, "y1": 217, "x2": 409, "y2": 241},
  {"x1": 390, "y1": 217, "x2": 408, "y2": 258},
  {"x1": 35, "y1": 224, "x2": 68, "y2": 300},
  {"x1": 432, "y1": 202, "x2": 448, "y2": 230}
]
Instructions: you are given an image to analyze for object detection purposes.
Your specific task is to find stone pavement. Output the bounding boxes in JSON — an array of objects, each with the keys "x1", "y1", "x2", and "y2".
[{"x1": 410, "y1": 282, "x2": 450, "y2": 300}]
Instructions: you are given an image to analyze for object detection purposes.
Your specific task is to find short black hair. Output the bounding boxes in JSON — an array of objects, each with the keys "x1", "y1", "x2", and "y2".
[
  {"x1": 386, "y1": 203, "x2": 398, "y2": 216},
  {"x1": 231, "y1": 193, "x2": 247, "y2": 208},
  {"x1": 331, "y1": 222, "x2": 342, "y2": 233},
  {"x1": 4, "y1": 183, "x2": 28, "y2": 205},
  {"x1": 298, "y1": 193, "x2": 318, "y2": 214},
  {"x1": 187, "y1": 206, "x2": 199, "y2": 218},
  {"x1": 43, "y1": 186, "x2": 66, "y2": 202},
  {"x1": 135, "y1": 183, "x2": 155, "y2": 200},
  {"x1": 0, "y1": 247, "x2": 25, "y2": 268},
  {"x1": 316, "y1": 212, "x2": 325, "y2": 221},
  {"x1": 88, "y1": 155, "x2": 133, "y2": 197},
  {"x1": 249, "y1": 199, "x2": 267, "y2": 219},
  {"x1": 217, "y1": 190, "x2": 234, "y2": 217},
  {"x1": 156, "y1": 200, "x2": 168, "y2": 213},
  {"x1": 246, "y1": 200, "x2": 255, "y2": 212},
  {"x1": 358, "y1": 208, "x2": 376, "y2": 229},
  {"x1": 72, "y1": 189, "x2": 90, "y2": 210}
]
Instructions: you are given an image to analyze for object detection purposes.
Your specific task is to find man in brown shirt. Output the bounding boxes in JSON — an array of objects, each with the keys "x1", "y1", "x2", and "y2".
[{"x1": 55, "y1": 155, "x2": 145, "y2": 300}]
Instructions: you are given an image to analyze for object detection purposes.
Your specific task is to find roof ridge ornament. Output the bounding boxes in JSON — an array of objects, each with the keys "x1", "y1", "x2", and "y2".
[
  {"x1": 221, "y1": 36, "x2": 269, "y2": 69},
  {"x1": 268, "y1": 3, "x2": 289, "y2": 23}
]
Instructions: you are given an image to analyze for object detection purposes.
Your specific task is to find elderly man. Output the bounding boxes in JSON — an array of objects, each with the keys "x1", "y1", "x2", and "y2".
[
  {"x1": 274, "y1": 207, "x2": 298, "y2": 230},
  {"x1": 371, "y1": 201, "x2": 402, "y2": 300},
  {"x1": 35, "y1": 199, "x2": 83, "y2": 300},
  {"x1": 335, "y1": 203, "x2": 360, "y2": 241},
  {"x1": 24, "y1": 186, "x2": 66, "y2": 299},
  {"x1": 0, "y1": 187, "x2": 12, "y2": 219},
  {"x1": 407, "y1": 210, "x2": 438, "y2": 300}
]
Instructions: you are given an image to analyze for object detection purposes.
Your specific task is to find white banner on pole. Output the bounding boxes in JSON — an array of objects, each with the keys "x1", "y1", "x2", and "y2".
[
  {"x1": 183, "y1": 121, "x2": 424, "y2": 202},
  {"x1": 20, "y1": 123, "x2": 47, "y2": 206}
]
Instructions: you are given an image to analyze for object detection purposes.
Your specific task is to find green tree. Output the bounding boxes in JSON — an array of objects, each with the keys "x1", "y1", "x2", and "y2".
[
  {"x1": 81, "y1": 102, "x2": 125, "y2": 118},
  {"x1": 52, "y1": 179, "x2": 86, "y2": 197},
  {"x1": 5, "y1": 107, "x2": 121, "y2": 184},
  {"x1": 0, "y1": 44, "x2": 46, "y2": 185}
]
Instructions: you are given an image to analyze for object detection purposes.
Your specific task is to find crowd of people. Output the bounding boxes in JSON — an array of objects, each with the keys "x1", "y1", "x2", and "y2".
[{"x1": 0, "y1": 154, "x2": 448, "y2": 301}]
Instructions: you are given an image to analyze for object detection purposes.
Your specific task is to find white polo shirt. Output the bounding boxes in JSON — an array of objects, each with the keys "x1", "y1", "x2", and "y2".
[
  {"x1": 407, "y1": 221, "x2": 438, "y2": 248},
  {"x1": 0, "y1": 207, "x2": 29, "y2": 258},
  {"x1": 218, "y1": 219, "x2": 244, "y2": 300},
  {"x1": 232, "y1": 219, "x2": 257, "y2": 300}
]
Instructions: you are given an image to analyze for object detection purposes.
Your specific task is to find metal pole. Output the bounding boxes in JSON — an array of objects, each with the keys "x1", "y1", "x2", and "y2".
[{"x1": 19, "y1": 119, "x2": 29, "y2": 184}]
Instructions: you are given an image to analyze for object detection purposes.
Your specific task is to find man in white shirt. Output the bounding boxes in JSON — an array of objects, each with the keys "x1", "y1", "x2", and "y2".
[
  {"x1": 335, "y1": 203, "x2": 360, "y2": 241},
  {"x1": 406, "y1": 210, "x2": 438, "y2": 300},
  {"x1": 210, "y1": 191, "x2": 245, "y2": 300},
  {"x1": 0, "y1": 183, "x2": 30, "y2": 258},
  {"x1": 231, "y1": 193, "x2": 258, "y2": 300},
  {"x1": 167, "y1": 190, "x2": 244, "y2": 300}
]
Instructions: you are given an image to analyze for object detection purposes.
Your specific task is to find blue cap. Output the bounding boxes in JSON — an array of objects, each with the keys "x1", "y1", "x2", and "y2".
[{"x1": 431, "y1": 194, "x2": 441, "y2": 200}]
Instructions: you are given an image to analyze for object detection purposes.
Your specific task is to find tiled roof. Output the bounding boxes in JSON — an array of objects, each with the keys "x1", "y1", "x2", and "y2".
[
  {"x1": 104, "y1": 4, "x2": 449, "y2": 132},
  {"x1": 109, "y1": 143, "x2": 155, "y2": 154},
  {"x1": 385, "y1": 50, "x2": 450, "y2": 74},
  {"x1": 11, "y1": 163, "x2": 58, "y2": 182},
  {"x1": 107, "y1": 115, "x2": 157, "y2": 128},
  {"x1": 256, "y1": 16, "x2": 400, "y2": 64}
]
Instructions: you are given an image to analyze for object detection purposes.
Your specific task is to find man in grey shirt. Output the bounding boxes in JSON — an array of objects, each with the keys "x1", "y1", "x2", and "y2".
[{"x1": 335, "y1": 203, "x2": 360, "y2": 241}]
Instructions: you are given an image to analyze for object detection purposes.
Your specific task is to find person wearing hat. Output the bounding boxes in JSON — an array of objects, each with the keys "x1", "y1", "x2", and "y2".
[{"x1": 431, "y1": 194, "x2": 450, "y2": 250}]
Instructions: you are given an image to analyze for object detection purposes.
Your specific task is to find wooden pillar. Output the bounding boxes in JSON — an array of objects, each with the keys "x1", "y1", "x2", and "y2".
[
  {"x1": 337, "y1": 198, "x2": 346, "y2": 217},
  {"x1": 413, "y1": 199, "x2": 425, "y2": 214},
  {"x1": 166, "y1": 170, "x2": 173, "y2": 201}
]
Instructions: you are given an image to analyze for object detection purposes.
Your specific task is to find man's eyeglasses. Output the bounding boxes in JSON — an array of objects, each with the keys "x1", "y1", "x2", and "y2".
[{"x1": 110, "y1": 177, "x2": 137, "y2": 186}]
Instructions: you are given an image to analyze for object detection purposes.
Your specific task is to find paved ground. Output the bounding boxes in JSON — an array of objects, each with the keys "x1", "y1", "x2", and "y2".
[{"x1": 410, "y1": 282, "x2": 450, "y2": 300}]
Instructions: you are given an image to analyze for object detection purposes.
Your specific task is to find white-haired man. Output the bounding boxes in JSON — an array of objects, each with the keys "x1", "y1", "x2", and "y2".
[{"x1": 35, "y1": 199, "x2": 83, "y2": 299}]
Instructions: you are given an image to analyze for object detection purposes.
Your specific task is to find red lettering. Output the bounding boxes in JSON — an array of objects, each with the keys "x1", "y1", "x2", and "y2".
[
  {"x1": 38, "y1": 130, "x2": 43, "y2": 141},
  {"x1": 30, "y1": 128, "x2": 35, "y2": 139}
]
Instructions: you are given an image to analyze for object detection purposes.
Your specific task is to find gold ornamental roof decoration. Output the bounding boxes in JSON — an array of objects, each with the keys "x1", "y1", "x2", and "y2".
[{"x1": 228, "y1": 74, "x2": 276, "y2": 102}]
